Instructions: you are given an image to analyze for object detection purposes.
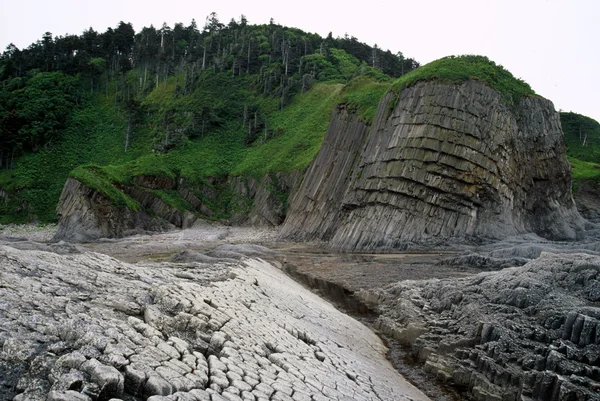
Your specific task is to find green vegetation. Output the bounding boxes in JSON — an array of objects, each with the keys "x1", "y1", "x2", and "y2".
[
  {"x1": 391, "y1": 55, "x2": 535, "y2": 105},
  {"x1": 1, "y1": 18, "x2": 560, "y2": 224},
  {"x1": 561, "y1": 112, "x2": 600, "y2": 163},
  {"x1": 568, "y1": 157, "x2": 600, "y2": 183},
  {"x1": 561, "y1": 112, "x2": 600, "y2": 188},
  {"x1": 0, "y1": 16, "x2": 421, "y2": 223},
  {"x1": 339, "y1": 76, "x2": 390, "y2": 122}
]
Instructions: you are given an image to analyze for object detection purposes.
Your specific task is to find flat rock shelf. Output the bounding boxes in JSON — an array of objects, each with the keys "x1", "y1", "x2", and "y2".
[{"x1": 0, "y1": 244, "x2": 429, "y2": 401}]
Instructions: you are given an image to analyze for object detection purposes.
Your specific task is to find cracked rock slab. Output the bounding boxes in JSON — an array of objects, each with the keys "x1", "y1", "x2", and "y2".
[{"x1": 0, "y1": 245, "x2": 428, "y2": 401}]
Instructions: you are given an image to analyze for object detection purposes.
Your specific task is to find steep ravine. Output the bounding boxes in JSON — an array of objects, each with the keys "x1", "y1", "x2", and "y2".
[{"x1": 280, "y1": 80, "x2": 586, "y2": 251}]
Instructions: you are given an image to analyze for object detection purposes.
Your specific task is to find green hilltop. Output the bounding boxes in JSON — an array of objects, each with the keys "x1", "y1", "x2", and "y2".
[{"x1": 0, "y1": 17, "x2": 596, "y2": 224}]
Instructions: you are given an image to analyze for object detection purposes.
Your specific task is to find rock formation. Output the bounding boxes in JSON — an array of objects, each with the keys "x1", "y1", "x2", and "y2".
[
  {"x1": 358, "y1": 252, "x2": 600, "y2": 401},
  {"x1": 54, "y1": 171, "x2": 299, "y2": 242},
  {"x1": 53, "y1": 178, "x2": 175, "y2": 242},
  {"x1": 0, "y1": 244, "x2": 428, "y2": 401},
  {"x1": 280, "y1": 80, "x2": 586, "y2": 251}
]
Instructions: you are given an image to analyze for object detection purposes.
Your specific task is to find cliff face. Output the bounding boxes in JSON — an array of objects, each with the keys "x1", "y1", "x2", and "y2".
[
  {"x1": 53, "y1": 172, "x2": 299, "y2": 241},
  {"x1": 53, "y1": 178, "x2": 174, "y2": 241},
  {"x1": 280, "y1": 80, "x2": 585, "y2": 251}
]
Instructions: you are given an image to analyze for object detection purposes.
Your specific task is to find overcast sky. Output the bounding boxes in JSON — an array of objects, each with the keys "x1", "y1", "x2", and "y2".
[{"x1": 1, "y1": 0, "x2": 598, "y2": 122}]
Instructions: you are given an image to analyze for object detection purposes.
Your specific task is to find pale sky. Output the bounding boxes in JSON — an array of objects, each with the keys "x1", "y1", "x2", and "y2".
[{"x1": 1, "y1": 0, "x2": 598, "y2": 123}]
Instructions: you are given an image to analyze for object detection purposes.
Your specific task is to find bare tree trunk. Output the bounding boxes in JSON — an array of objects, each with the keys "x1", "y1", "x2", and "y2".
[
  {"x1": 247, "y1": 41, "x2": 251, "y2": 74},
  {"x1": 125, "y1": 119, "x2": 131, "y2": 151}
]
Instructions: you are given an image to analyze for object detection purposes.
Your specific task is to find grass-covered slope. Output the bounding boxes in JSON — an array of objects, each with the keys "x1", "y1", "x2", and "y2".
[
  {"x1": 333, "y1": 55, "x2": 538, "y2": 125},
  {"x1": 67, "y1": 80, "x2": 344, "y2": 216},
  {"x1": 391, "y1": 55, "x2": 535, "y2": 104},
  {"x1": 561, "y1": 112, "x2": 600, "y2": 185},
  {"x1": 0, "y1": 54, "x2": 560, "y2": 224},
  {"x1": 561, "y1": 112, "x2": 600, "y2": 163}
]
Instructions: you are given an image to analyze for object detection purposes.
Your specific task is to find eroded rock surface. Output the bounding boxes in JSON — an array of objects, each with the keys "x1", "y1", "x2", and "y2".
[
  {"x1": 53, "y1": 178, "x2": 175, "y2": 242},
  {"x1": 358, "y1": 252, "x2": 600, "y2": 401},
  {"x1": 281, "y1": 81, "x2": 585, "y2": 251},
  {"x1": 0, "y1": 245, "x2": 428, "y2": 401},
  {"x1": 54, "y1": 170, "x2": 300, "y2": 242}
]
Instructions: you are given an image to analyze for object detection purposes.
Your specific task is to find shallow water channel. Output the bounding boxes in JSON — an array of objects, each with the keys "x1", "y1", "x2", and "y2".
[{"x1": 275, "y1": 246, "x2": 479, "y2": 401}]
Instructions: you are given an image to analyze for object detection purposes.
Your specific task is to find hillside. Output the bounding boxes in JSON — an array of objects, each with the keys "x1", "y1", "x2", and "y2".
[
  {"x1": 1, "y1": 16, "x2": 597, "y2": 236},
  {"x1": 0, "y1": 16, "x2": 418, "y2": 224},
  {"x1": 561, "y1": 112, "x2": 600, "y2": 183}
]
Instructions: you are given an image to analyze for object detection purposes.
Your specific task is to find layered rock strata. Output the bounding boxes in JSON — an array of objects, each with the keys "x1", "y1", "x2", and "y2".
[
  {"x1": 358, "y1": 252, "x2": 600, "y2": 401},
  {"x1": 280, "y1": 80, "x2": 585, "y2": 251},
  {"x1": 54, "y1": 171, "x2": 299, "y2": 242},
  {"x1": 0, "y1": 245, "x2": 428, "y2": 401},
  {"x1": 53, "y1": 178, "x2": 174, "y2": 242}
]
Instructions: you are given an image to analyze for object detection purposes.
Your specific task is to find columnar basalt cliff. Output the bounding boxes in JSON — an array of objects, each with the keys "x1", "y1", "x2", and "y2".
[{"x1": 280, "y1": 80, "x2": 586, "y2": 251}]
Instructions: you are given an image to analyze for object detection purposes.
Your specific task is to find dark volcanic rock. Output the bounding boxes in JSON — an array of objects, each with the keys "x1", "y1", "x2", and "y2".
[
  {"x1": 280, "y1": 80, "x2": 585, "y2": 251},
  {"x1": 358, "y1": 252, "x2": 600, "y2": 401},
  {"x1": 574, "y1": 181, "x2": 600, "y2": 223},
  {"x1": 54, "y1": 170, "x2": 301, "y2": 241}
]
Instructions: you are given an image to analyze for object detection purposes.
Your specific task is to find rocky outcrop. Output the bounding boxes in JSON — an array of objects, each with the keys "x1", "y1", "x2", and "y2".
[
  {"x1": 280, "y1": 80, "x2": 585, "y2": 251},
  {"x1": 278, "y1": 105, "x2": 370, "y2": 243},
  {"x1": 53, "y1": 178, "x2": 174, "y2": 242},
  {"x1": 54, "y1": 171, "x2": 300, "y2": 242},
  {"x1": 357, "y1": 252, "x2": 600, "y2": 401},
  {"x1": 229, "y1": 172, "x2": 302, "y2": 227},
  {"x1": 0, "y1": 245, "x2": 429, "y2": 401},
  {"x1": 573, "y1": 181, "x2": 600, "y2": 223}
]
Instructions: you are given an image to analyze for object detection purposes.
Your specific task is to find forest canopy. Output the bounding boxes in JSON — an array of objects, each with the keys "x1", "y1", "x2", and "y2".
[{"x1": 0, "y1": 15, "x2": 418, "y2": 168}]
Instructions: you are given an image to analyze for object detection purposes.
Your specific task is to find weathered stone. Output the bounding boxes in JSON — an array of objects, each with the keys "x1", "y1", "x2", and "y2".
[
  {"x1": 280, "y1": 81, "x2": 586, "y2": 251},
  {"x1": 144, "y1": 374, "x2": 173, "y2": 397},
  {"x1": 80, "y1": 358, "x2": 124, "y2": 399},
  {"x1": 47, "y1": 390, "x2": 92, "y2": 401},
  {"x1": 0, "y1": 244, "x2": 429, "y2": 401},
  {"x1": 359, "y1": 252, "x2": 600, "y2": 400}
]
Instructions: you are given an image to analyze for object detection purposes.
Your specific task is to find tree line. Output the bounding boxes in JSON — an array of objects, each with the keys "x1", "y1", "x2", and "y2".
[{"x1": 0, "y1": 14, "x2": 419, "y2": 168}]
